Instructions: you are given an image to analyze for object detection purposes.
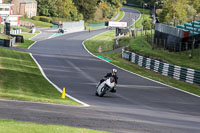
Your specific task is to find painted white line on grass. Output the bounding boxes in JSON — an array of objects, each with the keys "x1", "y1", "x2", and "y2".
[{"x1": 29, "y1": 53, "x2": 90, "y2": 107}]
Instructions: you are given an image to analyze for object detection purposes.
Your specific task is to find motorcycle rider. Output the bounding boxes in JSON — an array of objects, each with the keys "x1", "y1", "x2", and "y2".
[{"x1": 97, "y1": 69, "x2": 118, "y2": 93}]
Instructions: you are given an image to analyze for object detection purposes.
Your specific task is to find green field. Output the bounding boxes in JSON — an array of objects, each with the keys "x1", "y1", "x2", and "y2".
[{"x1": 0, "y1": 119, "x2": 108, "y2": 133}]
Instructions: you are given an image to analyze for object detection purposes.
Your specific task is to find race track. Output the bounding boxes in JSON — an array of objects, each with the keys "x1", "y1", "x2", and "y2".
[{"x1": 0, "y1": 7, "x2": 200, "y2": 133}]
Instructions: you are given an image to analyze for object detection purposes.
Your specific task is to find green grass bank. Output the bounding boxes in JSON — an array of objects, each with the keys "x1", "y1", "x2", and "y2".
[
  {"x1": 84, "y1": 29, "x2": 200, "y2": 96},
  {"x1": 0, "y1": 119, "x2": 108, "y2": 133},
  {"x1": 0, "y1": 31, "x2": 79, "y2": 105},
  {"x1": 19, "y1": 18, "x2": 53, "y2": 27},
  {"x1": 0, "y1": 48, "x2": 79, "y2": 105}
]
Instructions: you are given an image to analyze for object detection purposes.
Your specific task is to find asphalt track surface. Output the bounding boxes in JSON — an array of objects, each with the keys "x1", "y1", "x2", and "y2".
[{"x1": 0, "y1": 7, "x2": 200, "y2": 133}]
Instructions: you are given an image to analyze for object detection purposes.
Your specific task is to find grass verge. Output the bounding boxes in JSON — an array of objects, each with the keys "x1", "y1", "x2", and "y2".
[
  {"x1": 19, "y1": 18, "x2": 53, "y2": 27},
  {"x1": 16, "y1": 31, "x2": 40, "y2": 49},
  {"x1": 0, "y1": 47, "x2": 79, "y2": 105},
  {"x1": 0, "y1": 119, "x2": 108, "y2": 133},
  {"x1": 85, "y1": 30, "x2": 115, "y2": 53},
  {"x1": 84, "y1": 30, "x2": 200, "y2": 96},
  {"x1": 124, "y1": 5, "x2": 152, "y2": 28},
  {"x1": 86, "y1": 10, "x2": 125, "y2": 30},
  {"x1": 113, "y1": 10, "x2": 125, "y2": 21},
  {"x1": 127, "y1": 36, "x2": 200, "y2": 70}
]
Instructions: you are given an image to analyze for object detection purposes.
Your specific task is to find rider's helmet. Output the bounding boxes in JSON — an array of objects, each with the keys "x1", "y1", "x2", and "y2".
[{"x1": 112, "y1": 69, "x2": 117, "y2": 75}]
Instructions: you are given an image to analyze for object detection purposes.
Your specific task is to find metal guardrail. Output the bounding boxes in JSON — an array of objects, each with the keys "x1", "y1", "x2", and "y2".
[
  {"x1": 122, "y1": 48, "x2": 200, "y2": 85},
  {"x1": 10, "y1": 29, "x2": 22, "y2": 35}
]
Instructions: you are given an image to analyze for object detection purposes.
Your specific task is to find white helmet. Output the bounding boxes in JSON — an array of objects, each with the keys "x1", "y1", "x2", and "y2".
[{"x1": 112, "y1": 69, "x2": 117, "y2": 74}]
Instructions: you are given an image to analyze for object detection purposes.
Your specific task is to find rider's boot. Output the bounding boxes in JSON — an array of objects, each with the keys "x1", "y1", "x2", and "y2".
[{"x1": 110, "y1": 87, "x2": 116, "y2": 93}]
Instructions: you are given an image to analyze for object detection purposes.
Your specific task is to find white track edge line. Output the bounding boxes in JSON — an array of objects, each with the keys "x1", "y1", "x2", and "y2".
[
  {"x1": 28, "y1": 30, "x2": 42, "y2": 49},
  {"x1": 29, "y1": 53, "x2": 90, "y2": 107},
  {"x1": 82, "y1": 15, "x2": 200, "y2": 98},
  {"x1": 27, "y1": 33, "x2": 90, "y2": 107},
  {"x1": 0, "y1": 99, "x2": 85, "y2": 108},
  {"x1": 82, "y1": 40, "x2": 200, "y2": 98}
]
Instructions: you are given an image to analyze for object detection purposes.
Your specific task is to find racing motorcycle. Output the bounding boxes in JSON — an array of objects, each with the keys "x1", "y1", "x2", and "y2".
[{"x1": 96, "y1": 77, "x2": 116, "y2": 97}]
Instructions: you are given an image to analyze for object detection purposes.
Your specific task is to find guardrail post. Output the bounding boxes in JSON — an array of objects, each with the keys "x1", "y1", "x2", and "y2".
[{"x1": 129, "y1": 52, "x2": 132, "y2": 62}]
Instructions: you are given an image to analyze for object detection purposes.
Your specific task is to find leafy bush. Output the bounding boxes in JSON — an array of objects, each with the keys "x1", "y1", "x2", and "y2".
[
  {"x1": 32, "y1": 16, "x2": 40, "y2": 21},
  {"x1": 40, "y1": 16, "x2": 52, "y2": 23},
  {"x1": 143, "y1": 20, "x2": 152, "y2": 30},
  {"x1": 51, "y1": 17, "x2": 70, "y2": 23}
]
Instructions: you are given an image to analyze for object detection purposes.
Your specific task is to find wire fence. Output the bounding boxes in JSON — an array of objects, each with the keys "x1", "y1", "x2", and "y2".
[
  {"x1": 145, "y1": 31, "x2": 200, "y2": 57},
  {"x1": 139, "y1": 14, "x2": 200, "y2": 58}
]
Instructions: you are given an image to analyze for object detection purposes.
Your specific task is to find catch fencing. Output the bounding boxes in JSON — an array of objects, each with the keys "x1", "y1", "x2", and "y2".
[{"x1": 62, "y1": 20, "x2": 84, "y2": 32}]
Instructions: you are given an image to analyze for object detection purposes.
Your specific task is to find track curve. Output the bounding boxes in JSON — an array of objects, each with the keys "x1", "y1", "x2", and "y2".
[{"x1": 0, "y1": 7, "x2": 200, "y2": 133}]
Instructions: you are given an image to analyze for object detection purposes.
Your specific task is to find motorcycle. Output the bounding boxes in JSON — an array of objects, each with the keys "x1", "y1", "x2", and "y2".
[{"x1": 96, "y1": 77, "x2": 116, "y2": 97}]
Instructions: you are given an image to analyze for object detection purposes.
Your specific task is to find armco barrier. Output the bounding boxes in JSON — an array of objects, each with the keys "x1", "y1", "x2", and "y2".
[
  {"x1": 122, "y1": 48, "x2": 200, "y2": 85},
  {"x1": 10, "y1": 29, "x2": 22, "y2": 35}
]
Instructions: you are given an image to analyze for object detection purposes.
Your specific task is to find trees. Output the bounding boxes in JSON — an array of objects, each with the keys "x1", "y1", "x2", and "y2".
[
  {"x1": 35, "y1": 0, "x2": 126, "y2": 21},
  {"x1": 36, "y1": 0, "x2": 82, "y2": 21},
  {"x1": 191, "y1": 0, "x2": 200, "y2": 13},
  {"x1": 59, "y1": 0, "x2": 83, "y2": 20},
  {"x1": 73, "y1": 0, "x2": 97, "y2": 21},
  {"x1": 159, "y1": 0, "x2": 188, "y2": 23},
  {"x1": 98, "y1": 0, "x2": 126, "y2": 20},
  {"x1": 158, "y1": 0, "x2": 200, "y2": 23},
  {"x1": 37, "y1": 0, "x2": 57, "y2": 16}
]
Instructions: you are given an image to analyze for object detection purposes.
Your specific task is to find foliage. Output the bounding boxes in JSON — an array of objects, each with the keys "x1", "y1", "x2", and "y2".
[
  {"x1": 56, "y1": 0, "x2": 83, "y2": 21},
  {"x1": 126, "y1": 0, "x2": 200, "y2": 23},
  {"x1": 32, "y1": 16, "x2": 40, "y2": 21},
  {"x1": 39, "y1": 16, "x2": 52, "y2": 23},
  {"x1": 99, "y1": 1, "x2": 115, "y2": 19},
  {"x1": 19, "y1": 18, "x2": 53, "y2": 27},
  {"x1": 73, "y1": 0, "x2": 97, "y2": 21},
  {"x1": 98, "y1": 0, "x2": 126, "y2": 20},
  {"x1": 3, "y1": 0, "x2": 12, "y2": 3},
  {"x1": 190, "y1": 0, "x2": 200, "y2": 13},
  {"x1": 159, "y1": 0, "x2": 188, "y2": 22},
  {"x1": 126, "y1": 0, "x2": 166, "y2": 8},
  {"x1": 185, "y1": 4, "x2": 197, "y2": 17},
  {"x1": 35, "y1": 0, "x2": 125, "y2": 21},
  {"x1": 36, "y1": 0, "x2": 57, "y2": 17},
  {"x1": 36, "y1": 0, "x2": 82, "y2": 21},
  {"x1": 143, "y1": 19, "x2": 152, "y2": 30}
]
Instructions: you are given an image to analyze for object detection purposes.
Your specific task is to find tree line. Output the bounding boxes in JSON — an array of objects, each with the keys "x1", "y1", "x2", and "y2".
[
  {"x1": 126, "y1": 0, "x2": 200, "y2": 23},
  {"x1": 158, "y1": 0, "x2": 200, "y2": 23},
  {"x1": 36, "y1": 0, "x2": 126, "y2": 21}
]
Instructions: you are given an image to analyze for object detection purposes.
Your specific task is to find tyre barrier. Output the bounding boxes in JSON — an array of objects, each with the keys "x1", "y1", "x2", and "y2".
[{"x1": 122, "y1": 48, "x2": 200, "y2": 85}]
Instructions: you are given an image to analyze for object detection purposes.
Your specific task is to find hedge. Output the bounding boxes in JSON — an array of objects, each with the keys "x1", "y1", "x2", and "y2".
[{"x1": 40, "y1": 16, "x2": 52, "y2": 23}]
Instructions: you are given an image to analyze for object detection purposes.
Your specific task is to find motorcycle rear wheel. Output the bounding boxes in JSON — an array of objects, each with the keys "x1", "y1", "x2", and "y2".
[{"x1": 95, "y1": 91, "x2": 99, "y2": 96}]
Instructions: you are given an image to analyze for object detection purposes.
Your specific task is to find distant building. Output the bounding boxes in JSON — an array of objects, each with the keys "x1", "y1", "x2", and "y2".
[
  {"x1": 0, "y1": 0, "x2": 21, "y2": 26},
  {"x1": 11, "y1": 0, "x2": 37, "y2": 18}
]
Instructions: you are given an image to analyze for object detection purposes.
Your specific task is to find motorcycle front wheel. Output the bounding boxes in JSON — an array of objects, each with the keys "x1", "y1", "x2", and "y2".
[{"x1": 99, "y1": 86, "x2": 107, "y2": 97}]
